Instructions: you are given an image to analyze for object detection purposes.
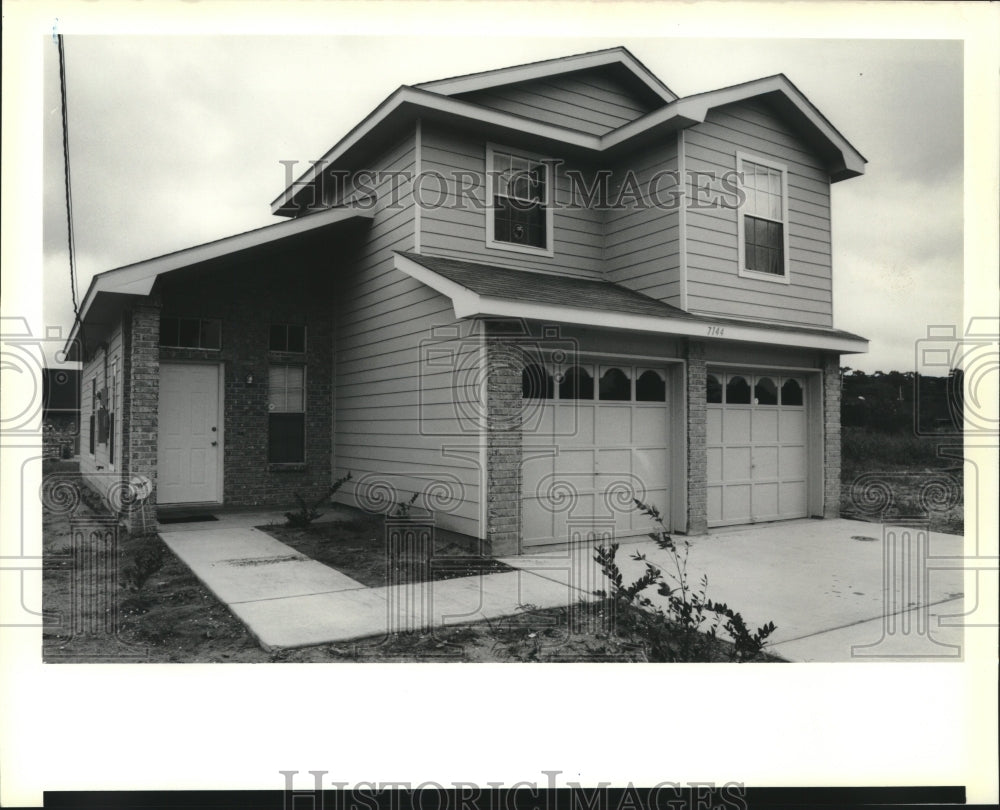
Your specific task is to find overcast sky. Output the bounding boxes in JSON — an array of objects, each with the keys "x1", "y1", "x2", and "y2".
[{"x1": 42, "y1": 35, "x2": 963, "y2": 372}]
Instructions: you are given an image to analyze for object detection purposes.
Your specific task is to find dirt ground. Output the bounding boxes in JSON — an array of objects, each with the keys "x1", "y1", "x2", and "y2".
[
  {"x1": 42, "y1": 463, "x2": 773, "y2": 663},
  {"x1": 259, "y1": 519, "x2": 514, "y2": 588}
]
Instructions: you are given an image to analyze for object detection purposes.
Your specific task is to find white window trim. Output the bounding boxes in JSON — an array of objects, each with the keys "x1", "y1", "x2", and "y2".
[
  {"x1": 736, "y1": 151, "x2": 791, "y2": 285},
  {"x1": 485, "y1": 142, "x2": 555, "y2": 257}
]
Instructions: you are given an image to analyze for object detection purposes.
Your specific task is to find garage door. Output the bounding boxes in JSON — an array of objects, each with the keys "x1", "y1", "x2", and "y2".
[
  {"x1": 521, "y1": 362, "x2": 671, "y2": 548},
  {"x1": 706, "y1": 370, "x2": 808, "y2": 526}
]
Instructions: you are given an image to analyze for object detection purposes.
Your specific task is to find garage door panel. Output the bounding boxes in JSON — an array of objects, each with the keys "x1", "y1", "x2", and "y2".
[
  {"x1": 752, "y1": 482, "x2": 779, "y2": 519},
  {"x1": 707, "y1": 408, "x2": 723, "y2": 444},
  {"x1": 751, "y1": 409, "x2": 779, "y2": 442},
  {"x1": 558, "y1": 448, "x2": 596, "y2": 476},
  {"x1": 708, "y1": 486, "x2": 723, "y2": 523},
  {"x1": 723, "y1": 485, "x2": 751, "y2": 522},
  {"x1": 633, "y1": 448, "x2": 669, "y2": 489},
  {"x1": 597, "y1": 406, "x2": 632, "y2": 444},
  {"x1": 707, "y1": 446, "x2": 723, "y2": 482},
  {"x1": 635, "y1": 407, "x2": 665, "y2": 439},
  {"x1": 555, "y1": 405, "x2": 592, "y2": 444},
  {"x1": 752, "y1": 445, "x2": 779, "y2": 479},
  {"x1": 779, "y1": 481, "x2": 807, "y2": 516},
  {"x1": 779, "y1": 445, "x2": 807, "y2": 477},
  {"x1": 779, "y1": 409, "x2": 806, "y2": 441},
  {"x1": 522, "y1": 498, "x2": 555, "y2": 543},
  {"x1": 723, "y1": 446, "x2": 751, "y2": 482},
  {"x1": 722, "y1": 409, "x2": 750, "y2": 442}
]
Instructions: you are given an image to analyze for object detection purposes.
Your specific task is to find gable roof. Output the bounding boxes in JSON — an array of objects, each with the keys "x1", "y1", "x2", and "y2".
[
  {"x1": 415, "y1": 46, "x2": 677, "y2": 106},
  {"x1": 394, "y1": 252, "x2": 869, "y2": 354},
  {"x1": 66, "y1": 206, "x2": 372, "y2": 356},
  {"x1": 272, "y1": 57, "x2": 866, "y2": 215}
]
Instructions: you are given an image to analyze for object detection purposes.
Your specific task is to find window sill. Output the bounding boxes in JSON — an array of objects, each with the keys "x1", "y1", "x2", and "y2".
[
  {"x1": 485, "y1": 239, "x2": 554, "y2": 258},
  {"x1": 268, "y1": 463, "x2": 308, "y2": 473},
  {"x1": 737, "y1": 267, "x2": 791, "y2": 285}
]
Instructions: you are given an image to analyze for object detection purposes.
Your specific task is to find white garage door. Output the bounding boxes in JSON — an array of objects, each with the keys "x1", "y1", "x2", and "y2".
[
  {"x1": 706, "y1": 370, "x2": 808, "y2": 527},
  {"x1": 521, "y1": 362, "x2": 671, "y2": 548}
]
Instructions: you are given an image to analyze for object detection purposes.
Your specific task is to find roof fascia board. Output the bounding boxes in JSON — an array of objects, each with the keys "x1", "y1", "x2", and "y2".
[
  {"x1": 394, "y1": 253, "x2": 868, "y2": 354},
  {"x1": 604, "y1": 75, "x2": 866, "y2": 177},
  {"x1": 416, "y1": 48, "x2": 678, "y2": 104},
  {"x1": 270, "y1": 86, "x2": 603, "y2": 213},
  {"x1": 68, "y1": 207, "x2": 373, "y2": 351}
]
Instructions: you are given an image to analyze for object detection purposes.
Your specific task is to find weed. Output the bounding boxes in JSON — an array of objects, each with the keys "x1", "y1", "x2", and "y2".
[
  {"x1": 392, "y1": 492, "x2": 420, "y2": 519},
  {"x1": 122, "y1": 540, "x2": 166, "y2": 591},
  {"x1": 284, "y1": 472, "x2": 352, "y2": 528},
  {"x1": 592, "y1": 499, "x2": 777, "y2": 662}
]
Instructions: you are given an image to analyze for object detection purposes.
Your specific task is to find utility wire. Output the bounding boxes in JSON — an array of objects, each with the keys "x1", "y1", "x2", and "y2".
[{"x1": 56, "y1": 34, "x2": 80, "y2": 321}]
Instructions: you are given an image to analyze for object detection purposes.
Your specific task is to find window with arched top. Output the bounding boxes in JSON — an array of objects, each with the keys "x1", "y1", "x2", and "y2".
[
  {"x1": 559, "y1": 365, "x2": 594, "y2": 400},
  {"x1": 754, "y1": 376, "x2": 778, "y2": 405},
  {"x1": 706, "y1": 373, "x2": 723, "y2": 404},
  {"x1": 599, "y1": 367, "x2": 631, "y2": 401},
  {"x1": 781, "y1": 378, "x2": 804, "y2": 406},
  {"x1": 636, "y1": 370, "x2": 667, "y2": 402},
  {"x1": 522, "y1": 363, "x2": 554, "y2": 399},
  {"x1": 726, "y1": 375, "x2": 751, "y2": 404}
]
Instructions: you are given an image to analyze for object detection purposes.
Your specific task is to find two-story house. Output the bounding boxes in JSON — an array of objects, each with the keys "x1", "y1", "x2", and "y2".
[{"x1": 68, "y1": 47, "x2": 868, "y2": 554}]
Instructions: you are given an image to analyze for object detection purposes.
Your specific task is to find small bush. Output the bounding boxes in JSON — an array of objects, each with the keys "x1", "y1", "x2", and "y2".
[
  {"x1": 391, "y1": 492, "x2": 420, "y2": 520},
  {"x1": 592, "y1": 499, "x2": 777, "y2": 662},
  {"x1": 284, "y1": 473, "x2": 352, "y2": 528}
]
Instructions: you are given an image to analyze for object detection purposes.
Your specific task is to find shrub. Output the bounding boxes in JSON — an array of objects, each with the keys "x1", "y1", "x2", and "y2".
[
  {"x1": 592, "y1": 499, "x2": 777, "y2": 662},
  {"x1": 284, "y1": 473, "x2": 352, "y2": 528},
  {"x1": 122, "y1": 539, "x2": 166, "y2": 591}
]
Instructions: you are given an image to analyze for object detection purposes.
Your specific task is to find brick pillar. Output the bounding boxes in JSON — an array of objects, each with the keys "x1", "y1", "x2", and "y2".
[
  {"x1": 822, "y1": 353, "x2": 842, "y2": 518},
  {"x1": 123, "y1": 299, "x2": 161, "y2": 531},
  {"x1": 485, "y1": 336, "x2": 522, "y2": 556},
  {"x1": 685, "y1": 340, "x2": 708, "y2": 535}
]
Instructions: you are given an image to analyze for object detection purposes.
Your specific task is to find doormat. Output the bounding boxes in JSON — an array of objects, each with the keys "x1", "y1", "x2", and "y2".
[{"x1": 157, "y1": 514, "x2": 219, "y2": 525}]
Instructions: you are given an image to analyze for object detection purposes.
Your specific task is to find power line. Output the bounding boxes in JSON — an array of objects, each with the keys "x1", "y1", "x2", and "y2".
[{"x1": 56, "y1": 34, "x2": 80, "y2": 321}]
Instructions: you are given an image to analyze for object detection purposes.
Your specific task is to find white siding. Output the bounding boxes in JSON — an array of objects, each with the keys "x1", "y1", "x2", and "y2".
[
  {"x1": 453, "y1": 67, "x2": 659, "y2": 135},
  {"x1": 604, "y1": 135, "x2": 682, "y2": 309},
  {"x1": 418, "y1": 123, "x2": 605, "y2": 278},
  {"x1": 684, "y1": 100, "x2": 834, "y2": 327},
  {"x1": 79, "y1": 322, "x2": 125, "y2": 499},
  {"x1": 332, "y1": 130, "x2": 483, "y2": 537}
]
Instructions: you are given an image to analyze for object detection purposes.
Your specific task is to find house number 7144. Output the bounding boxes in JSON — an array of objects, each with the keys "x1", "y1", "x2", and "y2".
[{"x1": 707, "y1": 326, "x2": 725, "y2": 337}]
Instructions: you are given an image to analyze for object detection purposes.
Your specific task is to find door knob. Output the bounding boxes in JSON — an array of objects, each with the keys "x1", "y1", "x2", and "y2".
[{"x1": 211, "y1": 441, "x2": 218, "y2": 447}]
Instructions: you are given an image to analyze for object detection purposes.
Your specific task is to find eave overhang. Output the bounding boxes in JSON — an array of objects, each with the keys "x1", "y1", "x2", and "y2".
[
  {"x1": 274, "y1": 73, "x2": 866, "y2": 215},
  {"x1": 394, "y1": 252, "x2": 869, "y2": 355},
  {"x1": 66, "y1": 206, "x2": 373, "y2": 356}
]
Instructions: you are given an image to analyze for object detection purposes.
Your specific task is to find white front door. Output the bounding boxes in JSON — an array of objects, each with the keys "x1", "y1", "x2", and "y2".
[
  {"x1": 157, "y1": 363, "x2": 222, "y2": 504},
  {"x1": 706, "y1": 370, "x2": 808, "y2": 526},
  {"x1": 521, "y1": 363, "x2": 671, "y2": 549}
]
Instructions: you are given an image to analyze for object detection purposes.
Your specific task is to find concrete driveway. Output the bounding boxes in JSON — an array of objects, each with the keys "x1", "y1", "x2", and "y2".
[{"x1": 502, "y1": 518, "x2": 966, "y2": 662}]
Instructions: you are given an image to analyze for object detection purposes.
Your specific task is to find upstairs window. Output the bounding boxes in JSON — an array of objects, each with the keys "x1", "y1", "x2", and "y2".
[
  {"x1": 737, "y1": 154, "x2": 789, "y2": 282},
  {"x1": 487, "y1": 146, "x2": 552, "y2": 255}
]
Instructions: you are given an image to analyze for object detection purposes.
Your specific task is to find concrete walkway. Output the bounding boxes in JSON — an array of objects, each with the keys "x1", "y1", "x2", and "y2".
[
  {"x1": 159, "y1": 523, "x2": 591, "y2": 651},
  {"x1": 159, "y1": 513, "x2": 965, "y2": 660}
]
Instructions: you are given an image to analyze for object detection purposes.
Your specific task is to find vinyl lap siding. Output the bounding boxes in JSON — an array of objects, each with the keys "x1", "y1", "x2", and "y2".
[
  {"x1": 79, "y1": 322, "x2": 124, "y2": 498},
  {"x1": 604, "y1": 135, "x2": 682, "y2": 308},
  {"x1": 453, "y1": 67, "x2": 659, "y2": 135},
  {"x1": 684, "y1": 99, "x2": 833, "y2": 328},
  {"x1": 333, "y1": 131, "x2": 482, "y2": 537},
  {"x1": 419, "y1": 123, "x2": 605, "y2": 278}
]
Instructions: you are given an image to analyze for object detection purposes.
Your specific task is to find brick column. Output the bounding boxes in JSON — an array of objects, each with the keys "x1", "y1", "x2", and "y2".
[
  {"x1": 685, "y1": 340, "x2": 708, "y2": 535},
  {"x1": 123, "y1": 298, "x2": 161, "y2": 531},
  {"x1": 822, "y1": 353, "x2": 842, "y2": 518},
  {"x1": 485, "y1": 336, "x2": 522, "y2": 556}
]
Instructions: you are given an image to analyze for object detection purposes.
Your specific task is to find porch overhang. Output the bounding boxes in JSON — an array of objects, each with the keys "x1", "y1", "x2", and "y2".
[
  {"x1": 394, "y1": 251, "x2": 869, "y2": 355},
  {"x1": 66, "y1": 206, "x2": 373, "y2": 357}
]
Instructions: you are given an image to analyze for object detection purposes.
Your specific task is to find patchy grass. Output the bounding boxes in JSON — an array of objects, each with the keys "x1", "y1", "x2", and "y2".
[
  {"x1": 840, "y1": 427, "x2": 964, "y2": 535},
  {"x1": 258, "y1": 518, "x2": 514, "y2": 588}
]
